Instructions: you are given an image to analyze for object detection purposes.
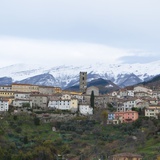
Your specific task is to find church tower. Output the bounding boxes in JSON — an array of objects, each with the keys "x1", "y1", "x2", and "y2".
[{"x1": 79, "y1": 72, "x2": 87, "y2": 93}]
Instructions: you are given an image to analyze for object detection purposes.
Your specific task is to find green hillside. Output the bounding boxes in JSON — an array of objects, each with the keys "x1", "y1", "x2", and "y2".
[{"x1": 0, "y1": 112, "x2": 159, "y2": 160}]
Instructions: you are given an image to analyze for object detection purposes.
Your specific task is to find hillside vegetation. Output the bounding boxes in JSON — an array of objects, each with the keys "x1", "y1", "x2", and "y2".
[{"x1": 0, "y1": 111, "x2": 160, "y2": 160}]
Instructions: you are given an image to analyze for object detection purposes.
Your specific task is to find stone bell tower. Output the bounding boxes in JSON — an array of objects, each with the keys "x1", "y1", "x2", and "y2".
[{"x1": 79, "y1": 72, "x2": 87, "y2": 93}]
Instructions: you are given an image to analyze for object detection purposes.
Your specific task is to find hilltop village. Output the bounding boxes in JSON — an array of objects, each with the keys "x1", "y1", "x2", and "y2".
[
  {"x1": 0, "y1": 72, "x2": 160, "y2": 122},
  {"x1": 0, "y1": 72, "x2": 160, "y2": 159}
]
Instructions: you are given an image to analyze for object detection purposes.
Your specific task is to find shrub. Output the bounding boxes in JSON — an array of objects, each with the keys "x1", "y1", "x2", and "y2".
[
  {"x1": 15, "y1": 127, "x2": 22, "y2": 133},
  {"x1": 13, "y1": 115, "x2": 18, "y2": 120},
  {"x1": 75, "y1": 128, "x2": 83, "y2": 134},
  {"x1": 23, "y1": 136, "x2": 28, "y2": 144},
  {"x1": 17, "y1": 120, "x2": 23, "y2": 126},
  {"x1": 8, "y1": 133, "x2": 14, "y2": 137},
  {"x1": 54, "y1": 138, "x2": 63, "y2": 146},
  {"x1": 34, "y1": 117, "x2": 40, "y2": 125}
]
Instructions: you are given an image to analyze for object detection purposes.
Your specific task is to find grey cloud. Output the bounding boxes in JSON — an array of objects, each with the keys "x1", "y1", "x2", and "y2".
[
  {"x1": 0, "y1": 0, "x2": 160, "y2": 65},
  {"x1": 119, "y1": 55, "x2": 160, "y2": 64}
]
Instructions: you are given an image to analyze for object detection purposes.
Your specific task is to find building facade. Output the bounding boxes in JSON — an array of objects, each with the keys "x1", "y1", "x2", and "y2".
[
  {"x1": 115, "y1": 111, "x2": 139, "y2": 123},
  {"x1": 0, "y1": 85, "x2": 12, "y2": 91},
  {"x1": 13, "y1": 99, "x2": 32, "y2": 108},
  {"x1": 12, "y1": 83, "x2": 39, "y2": 93},
  {"x1": 145, "y1": 106, "x2": 160, "y2": 119},
  {"x1": 0, "y1": 91, "x2": 14, "y2": 97},
  {"x1": 79, "y1": 104, "x2": 93, "y2": 115},
  {"x1": 14, "y1": 92, "x2": 30, "y2": 100},
  {"x1": 30, "y1": 94, "x2": 48, "y2": 109},
  {"x1": 86, "y1": 86, "x2": 99, "y2": 96},
  {"x1": 0, "y1": 99, "x2": 9, "y2": 111}
]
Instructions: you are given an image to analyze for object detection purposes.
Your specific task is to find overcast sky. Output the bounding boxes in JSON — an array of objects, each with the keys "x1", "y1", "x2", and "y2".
[{"x1": 0, "y1": 0, "x2": 160, "y2": 67}]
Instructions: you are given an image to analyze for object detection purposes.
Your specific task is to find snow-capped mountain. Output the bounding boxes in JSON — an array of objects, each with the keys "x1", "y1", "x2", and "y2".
[{"x1": 0, "y1": 61, "x2": 160, "y2": 88}]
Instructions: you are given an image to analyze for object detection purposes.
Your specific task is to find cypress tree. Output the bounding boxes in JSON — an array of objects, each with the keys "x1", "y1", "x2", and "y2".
[{"x1": 90, "y1": 91, "x2": 95, "y2": 113}]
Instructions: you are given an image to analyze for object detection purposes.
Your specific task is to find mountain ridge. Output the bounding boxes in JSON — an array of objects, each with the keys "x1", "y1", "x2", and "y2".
[{"x1": 0, "y1": 61, "x2": 160, "y2": 88}]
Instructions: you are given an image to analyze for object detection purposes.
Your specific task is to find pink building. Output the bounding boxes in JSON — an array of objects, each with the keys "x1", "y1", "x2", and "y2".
[{"x1": 115, "y1": 111, "x2": 139, "y2": 123}]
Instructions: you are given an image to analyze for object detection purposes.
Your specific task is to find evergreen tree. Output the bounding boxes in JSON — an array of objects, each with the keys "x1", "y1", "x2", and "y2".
[{"x1": 90, "y1": 91, "x2": 95, "y2": 113}]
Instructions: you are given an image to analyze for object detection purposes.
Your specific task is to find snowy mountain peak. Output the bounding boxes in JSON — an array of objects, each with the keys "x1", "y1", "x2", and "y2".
[{"x1": 0, "y1": 61, "x2": 160, "y2": 88}]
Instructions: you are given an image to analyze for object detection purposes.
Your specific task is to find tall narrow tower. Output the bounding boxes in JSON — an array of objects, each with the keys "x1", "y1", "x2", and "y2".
[{"x1": 79, "y1": 72, "x2": 87, "y2": 93}]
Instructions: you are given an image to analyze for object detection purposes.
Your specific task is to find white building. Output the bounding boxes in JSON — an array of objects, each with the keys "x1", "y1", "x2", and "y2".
[
  {"x1": 79, "y1": 104, "x2": 93, "y2": 115},
  {"x1": 58, "y1": 100, "x2": 71, "y2": 110},
  {"x1": 14, "y1": 92, "x2": 30, "y2": 100},
  {"x1": 0, "y1": 99, "x2": 9, "y2": 111},
  {"x1": 145, "y1": 107, "x2": 160, "y2": 119},
  {"x1": 134, "y1": 86, "x2": 152, "y2": 95},
  {"x1": 48, "y1": 97, "x2": 59, "y2": 109},
  {"x1": 13, "y1": 99, "x2": 32, "y2": 108},
  {"x1": 48, "y1": 99, "x2": 70, "y2": 110},
  {"x1": 127, "y1": 90, "x2": 134, "y2": 97},
  {"x1": 48, "y1": 98, "x2": 78, "y2": 111},
  {"x1": 0, "y1": 85, "x2": 12, "y2": 91},
  {"x1": 121, "y1": 98, "x2": 137, "y2": 111}
]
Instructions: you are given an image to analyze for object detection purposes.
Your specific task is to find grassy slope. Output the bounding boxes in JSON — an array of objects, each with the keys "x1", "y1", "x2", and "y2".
[{"x1": 0, "y1": 113, "x2": 160, "y2": 159}]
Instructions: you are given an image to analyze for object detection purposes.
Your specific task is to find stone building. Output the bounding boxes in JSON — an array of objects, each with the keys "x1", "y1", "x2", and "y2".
[
  {"x1": 112, "y1": 152, "x2": 142, "y2": 160},
  {"x1": 79, "y1": 72, "x2": 87, "y2": 93},
  {"x1": 86, "y1": 86, "x2": 99, "y2": 96}
]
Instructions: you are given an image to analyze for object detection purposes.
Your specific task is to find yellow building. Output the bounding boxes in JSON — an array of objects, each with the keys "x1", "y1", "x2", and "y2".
[
  {"x1": 70, "y1": 91, "x2": 82, "y2": 95},
  {"x1": 71, "y1": 99, "x2": 78, "y2": 109},
  {"x1": 62, "y1": 90, "x2": 82, "y2": 95},
  {"x1": 54, "y1": 87, "x2": 62, "y2": 93},
  {"x1": 0, "y1": 91, "x2": 14, "y2": 97},
  {"x1": 12, "y1": 83, "x2": 39, "y2": 93}
]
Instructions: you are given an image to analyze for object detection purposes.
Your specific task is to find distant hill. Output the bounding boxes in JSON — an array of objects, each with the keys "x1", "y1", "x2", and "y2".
[
  {"x1": 16, "y1": 73, "x2": 57, "y2": 86},
  {"x1": 140, "y1": 74, "x2": 160, "y2": 89},
  {"x1": 117, "y1": 73, "x2": 142, "y2": 88},
  {"x1": 66, "y1": 78, "x2": 120, "y2": 94},
  {"x1": 0, "y1": 77, "x2": 12, "y2": 85},
  {"x1": 87, "y1": 78, "x2": 120, "y2": 94},
  {"x1": 124, "y1": 74, "x2": 160, "y2": 90}
]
